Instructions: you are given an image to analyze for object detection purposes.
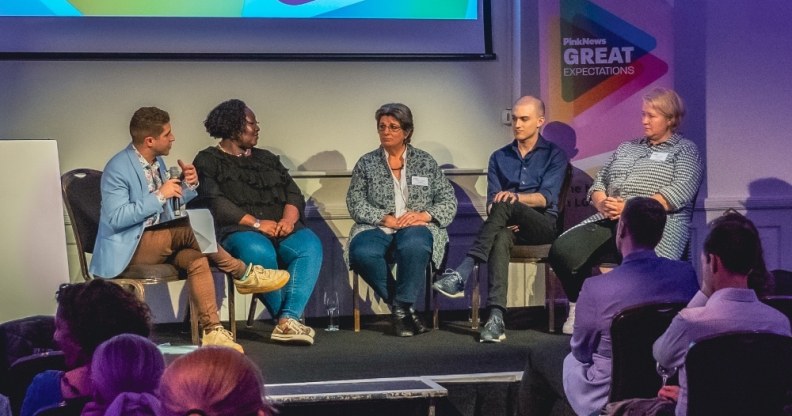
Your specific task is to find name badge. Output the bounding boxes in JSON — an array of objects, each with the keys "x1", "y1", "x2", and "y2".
[
  {"x1": 412, "y1": 176, "x2": 429, "y2": 186},
  {"x1": 650, "y1": 152, "x2": 669, "y2": 162}
]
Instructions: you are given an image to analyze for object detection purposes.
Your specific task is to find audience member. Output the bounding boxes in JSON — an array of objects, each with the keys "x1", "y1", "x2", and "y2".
[
  {"x1": 346, "y1": 103, "x2": 457, "y2": 337},
  {"x1": 20, "y1": 280, "x2": 152, "y2": 416},
  {"x1": 649, "y1": 213, "x2": 791, "y2": 415},
  {"x1": 159, "y1": 346, "x2": 272, "y2": 416},
  {"x1": 91, "y1": 106, "x2": 289, "y2": 353},
  {"x1": 518, "y1": 197, "x2": 699, "y2": 416},
  {"x1": 549, "y1": 88, "x2": 703, "y2": 334},
  {"x1": 192, "y1": 99, "x2": 321, "y2": 345},
  {"x1": 433, "y1": 96, "x2": 568, "y2": 342},
  {"x1": 81, "y1": 333, "x2": 164, "y2": 416}
]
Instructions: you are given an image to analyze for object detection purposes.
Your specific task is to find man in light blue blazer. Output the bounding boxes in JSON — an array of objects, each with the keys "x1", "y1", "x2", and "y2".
[{"x1": 89, "y1": 107, "x2": 288, "y2": 353}]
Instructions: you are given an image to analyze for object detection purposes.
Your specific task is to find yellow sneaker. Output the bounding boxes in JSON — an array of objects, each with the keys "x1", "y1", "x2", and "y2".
[
  {"x1": 202, "y1": 326, "x2": 244, "y2": 353},
  {"x1": 271, "y1": 319, "x2": 314, "y2": 345},
  {"x1": 234, "y1": 264, "x2": 290, "y2": 294}
]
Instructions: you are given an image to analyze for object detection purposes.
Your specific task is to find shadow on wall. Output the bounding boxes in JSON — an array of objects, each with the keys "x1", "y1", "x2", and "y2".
[
  {"x1": 542, "y1": 121, "x2": 596, "y2": 232},
  {"x1": 744, "y1": 177, "x2": 792, "y2": 275}
]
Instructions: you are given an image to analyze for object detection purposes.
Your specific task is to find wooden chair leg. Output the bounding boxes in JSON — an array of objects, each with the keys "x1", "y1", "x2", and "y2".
[
  {"x1": 546, "y1": 263, "x2": 556, "y2": 333},
  {"x1": 189, "y1": 296, "x2": 200, "y2": 345},
  {"x1": 226, "y1": 274, "x2": 236, "y2": 340},
  {"x1": 246, "y1": 296, "x2": 258, "y2": 328},
  {"x1": 353, "y1": 271, "x2": 361, "y2": 332},
  {"x1": 471, "y1": 264, "x2": 481, "y2": 330}
]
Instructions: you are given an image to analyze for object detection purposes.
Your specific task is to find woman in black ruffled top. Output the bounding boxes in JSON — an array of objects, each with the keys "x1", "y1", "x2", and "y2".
[{"x1": 192, "y1": 99, "x2": 322, "y2": 345}]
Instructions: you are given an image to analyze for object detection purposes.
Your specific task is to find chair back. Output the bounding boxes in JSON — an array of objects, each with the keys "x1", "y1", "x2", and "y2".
[
  {"x1": 771, "y1": 269, "x2": 792, "y2": 296},
  {"x1": 61, "y1": 169, "x2": 103, "y2": 281},
  {"x1": 555, "y1": 163, "x2": 574, "y2": 234},
  {"x1": 685, "y1": 331, "x2": 792, "y2": 416},
  {"x1": 609, "y1": 301, "x2": 686, "y2": 402},
  {"x1": 8, "y1": 351, "x2": 66, "y2": 415},
  {"x1": 32, "y1": 397, "x2": 90, "y2": 416},
  {"x1": 761, "y1": 295, "x2": 792, "y2": 327}
]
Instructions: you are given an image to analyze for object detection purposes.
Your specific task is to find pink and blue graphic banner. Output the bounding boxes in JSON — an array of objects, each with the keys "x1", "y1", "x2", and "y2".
[
  {"x1": 0, "y1": 0, "x2": 477, "y2": 19},
  {"x1": 540, "y1": 0, "x2": 673, "y2": 161}
]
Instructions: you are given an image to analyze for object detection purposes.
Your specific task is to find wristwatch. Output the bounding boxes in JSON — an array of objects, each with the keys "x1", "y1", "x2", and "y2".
[{"x1": 253, "y1": 219, "x2": 261, "y2": 229}]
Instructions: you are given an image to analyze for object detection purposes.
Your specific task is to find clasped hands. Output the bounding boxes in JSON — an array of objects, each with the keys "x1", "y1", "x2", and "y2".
[
  {"x1": 381, "y1": 211, "x2": 431, "y2": 230},
  {"x1": 256, "y1": 219, "x2": 296, "y2": 238},
  {"x1": 596, "y1": 196, "x2": 625, "y2": 220}
]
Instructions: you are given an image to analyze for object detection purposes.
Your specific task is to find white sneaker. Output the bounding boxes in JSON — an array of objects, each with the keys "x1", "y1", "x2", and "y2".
[
  {"x1": 562, "y1": 302, "x2": 576, "y2": 335},
  {"x1": 202, "y1": 325, "x2": 244, "y2": 354}
]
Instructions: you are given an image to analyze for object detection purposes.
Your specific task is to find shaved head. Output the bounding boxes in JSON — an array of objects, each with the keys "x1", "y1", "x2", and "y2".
[{"x1": 514, "y1": 96, "x2": 545, "y2": 117}]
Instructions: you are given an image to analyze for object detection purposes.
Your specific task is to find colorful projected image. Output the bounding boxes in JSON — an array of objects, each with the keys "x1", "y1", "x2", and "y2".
[{"x1": 0, "y1": 0, "x2": 477, "y2": 19}]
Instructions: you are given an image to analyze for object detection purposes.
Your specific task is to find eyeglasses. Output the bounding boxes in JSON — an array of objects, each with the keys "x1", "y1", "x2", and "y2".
[{"x1": 377, "y1": 124, "x2": 402, "y2": 132}]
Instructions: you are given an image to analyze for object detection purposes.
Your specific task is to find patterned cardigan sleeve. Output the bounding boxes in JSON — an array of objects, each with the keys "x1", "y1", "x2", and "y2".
[{"x1": 346, "y1": 154, "x2": 389, "y2": 226}]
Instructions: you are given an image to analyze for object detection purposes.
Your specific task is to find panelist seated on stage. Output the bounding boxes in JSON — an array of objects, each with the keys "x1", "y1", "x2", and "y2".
[
  {"x1": 517, "y1": 197, "x2": 699, "y2": 416},
  {"x1": 432, "y1": 95, "x2": 569, "y2": 343},
  {"x1": 346, "y1": 103, "x2": 457, "y2": 338},
  {"x1": 192, "y1": 99, "x2": 323, "y2": 346},
  {"x1": 549, "y1": 87, "x2": 704, "y2": 334},
  {"x1": 89, "y1": 106, "x2": 288, "y2": 353}
]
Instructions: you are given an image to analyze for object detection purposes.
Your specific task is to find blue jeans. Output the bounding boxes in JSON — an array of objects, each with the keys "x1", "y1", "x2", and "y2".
[
  {"x1": 348, "y1": 227, "x2": 433, "y2": 306},
  {"x1": 223, "y1": 228, "x2": 322, "y2": 321}
]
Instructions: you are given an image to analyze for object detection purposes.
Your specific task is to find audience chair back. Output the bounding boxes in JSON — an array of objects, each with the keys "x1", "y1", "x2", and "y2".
[
  {"x1": 609, "y1": 301, "x2": 686, "y2": 402},
  {"x1": 31, "y1": 397, "x2": 90, "y2": 416},
  {"x1": 7, "y1": 351, "x2": 66, "y2": 416},
  {"x1": 685, "y1": 331, "x2": 792, "y2": 416},
  {"x1": 771, "y1": 269, "x2": 792, "y2": 296},
  {"x1": 761, "y1": 295, "x2": 792, "y2": 328},
  {"x1": 60, "y1": 169, "x2": 235, "y2": 345}
]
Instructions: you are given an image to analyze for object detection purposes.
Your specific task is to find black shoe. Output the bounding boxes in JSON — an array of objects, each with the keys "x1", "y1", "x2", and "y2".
[
  {"x1": 409, "y1": 308, "x2": 431, "y2": 335},
  {"x1": 480, "y1": 314, "x2": 506, "y2": 343},
  {"x1": 391, "y1": 305, "x2": 414, "y2": 337}
]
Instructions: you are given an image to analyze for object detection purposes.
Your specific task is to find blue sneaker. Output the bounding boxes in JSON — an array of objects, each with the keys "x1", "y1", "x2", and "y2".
[
  {"x1": 432, "y1": 269, "x2": 466, "y2": 298},
  {"x1": 479, "y1": 314, "x2": 506, "y2": 343}
]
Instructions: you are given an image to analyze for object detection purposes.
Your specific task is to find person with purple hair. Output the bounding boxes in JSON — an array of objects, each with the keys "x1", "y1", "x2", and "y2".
[
  {"x1": 81, "y1": 333, "x2": 164, "y2": 416},
  {"x1": 158, "y1": 346, "x2": 273, "y2": 416}
]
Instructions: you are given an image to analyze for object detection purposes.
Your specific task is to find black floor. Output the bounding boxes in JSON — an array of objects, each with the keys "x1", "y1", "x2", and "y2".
[{"x1": 151, "y1": 307, "x2": 569, "y2": 385}]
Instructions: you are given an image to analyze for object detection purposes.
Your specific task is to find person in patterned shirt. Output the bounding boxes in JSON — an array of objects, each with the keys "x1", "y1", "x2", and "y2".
[
  {"x1": 346, "y1": 103, "x2": 457, "y2": 337},
  {"x1": 549, "y1": 88, "x2": 704, "y2": 334}
]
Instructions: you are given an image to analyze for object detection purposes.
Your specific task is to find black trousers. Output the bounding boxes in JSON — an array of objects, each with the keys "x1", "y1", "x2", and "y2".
[
  {"x1": 548, "y1": 219, "x2": 621, "y2": 303},
  {"x1": 467, "y1": 201, "x2": 556, "y2": 310}
]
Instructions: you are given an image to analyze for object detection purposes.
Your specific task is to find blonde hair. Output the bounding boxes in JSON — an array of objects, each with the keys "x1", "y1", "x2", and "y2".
[
  {"x1": 643, "y1": 88, "x2": 685, "y2": 132},
  {"x1": 158, "y1": 346, "x2": 270, "y2": 416}
]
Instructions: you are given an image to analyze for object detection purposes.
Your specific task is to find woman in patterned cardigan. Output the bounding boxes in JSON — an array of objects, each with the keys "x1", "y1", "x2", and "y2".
[
  {"x1": 549, "y1": 87, "x2": 704, "y2": 334},
  {"x1": 346, "y1": 103, "x2": 457, "y2": 337}
]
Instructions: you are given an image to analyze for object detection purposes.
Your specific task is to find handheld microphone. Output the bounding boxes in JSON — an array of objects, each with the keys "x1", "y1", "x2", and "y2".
[{"x1": 168, "y1": 166, "x2": 184, "y2": 217}]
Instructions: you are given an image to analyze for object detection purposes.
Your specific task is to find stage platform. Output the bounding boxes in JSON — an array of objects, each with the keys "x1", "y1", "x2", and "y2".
[{"x1": 151, "y1": 308, "x2": 573, "y2": 416}]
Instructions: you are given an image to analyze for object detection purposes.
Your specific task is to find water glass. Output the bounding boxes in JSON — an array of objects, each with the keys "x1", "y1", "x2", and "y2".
[
  {"x1": 656, "y1": 362, "x2": 678, "y2": 386},
  {"x1": 324, "y1": 290, "x2": 340, "y2": 331}
]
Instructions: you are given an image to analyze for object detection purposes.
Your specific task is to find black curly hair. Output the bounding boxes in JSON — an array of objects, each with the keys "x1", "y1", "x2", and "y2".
[
  {"x1": 204, "y1": 99, "x2": 248, "y2": 140},
  {"x1": 56, "y1": 279, "x2": 152, "y2": 366}
]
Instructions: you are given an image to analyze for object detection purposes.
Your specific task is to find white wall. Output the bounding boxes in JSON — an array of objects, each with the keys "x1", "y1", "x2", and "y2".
[
  {"x1": 0, "y1": 1, "x2": 534, "y2": 321},
  {"x1": 695, "y1": 0, "x2": 792, "y2": 272},
  {"x1": 0, "y1": 3, "x2": 517, "y2": 176}
]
